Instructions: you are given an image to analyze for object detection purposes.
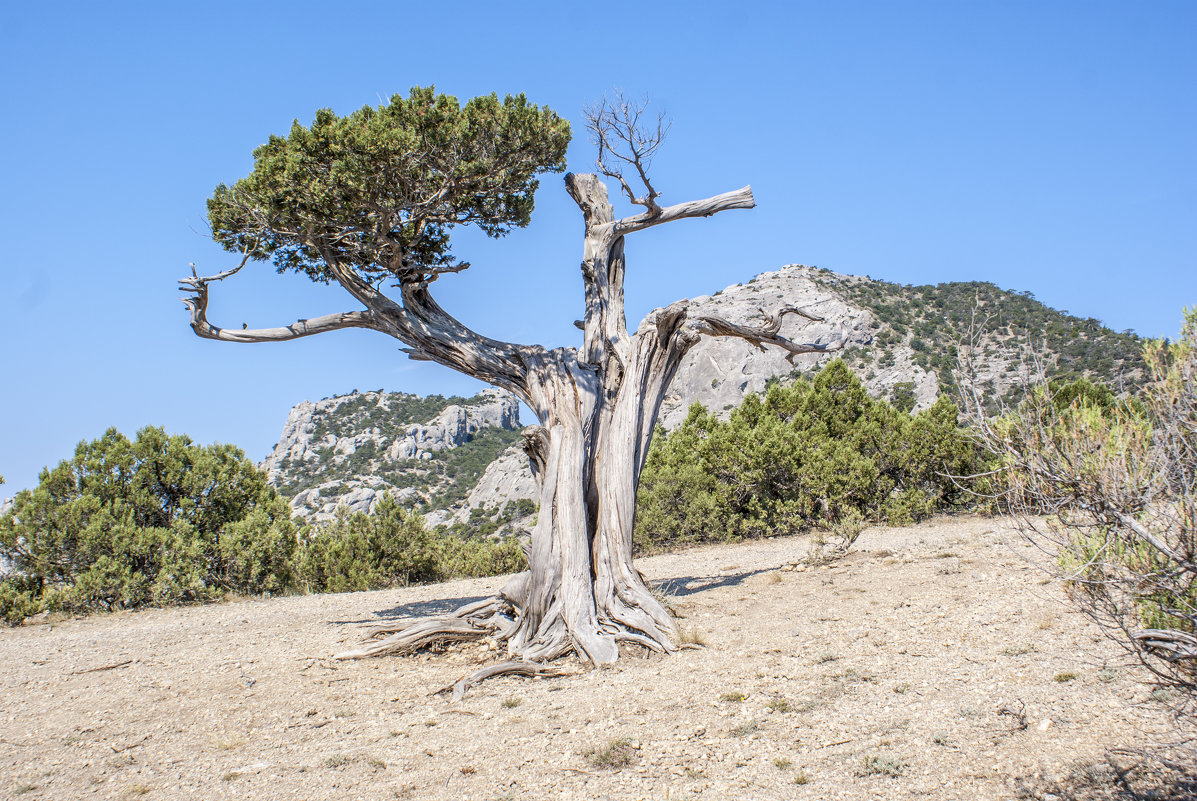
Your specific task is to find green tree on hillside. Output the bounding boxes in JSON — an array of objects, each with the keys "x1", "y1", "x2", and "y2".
[{"x1": 0, "y1": 427, "x2": 296, "y2": 622}]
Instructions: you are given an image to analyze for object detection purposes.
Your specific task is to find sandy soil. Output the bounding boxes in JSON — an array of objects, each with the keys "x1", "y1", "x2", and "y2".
[{"x1": 1, "y1": 517, "x2": 1189, "y2": 800}]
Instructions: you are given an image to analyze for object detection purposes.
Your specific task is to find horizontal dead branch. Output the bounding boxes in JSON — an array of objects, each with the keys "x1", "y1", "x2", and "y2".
[
  {"x1": 1133, "y1": 629, "x2": 1197, "y2": 661},
  {"x1": 69, "y1": 659, "x2": 134, "y2": 675},
  {"x1": 613, "y1": 185, "x2": 755, "y2": 236},
  {"x1": 179, "y1": 261, "x2": 381, "y2": 343},
  {"x1": 690, "y1": 306, "x2": 846, "y2": 363}
]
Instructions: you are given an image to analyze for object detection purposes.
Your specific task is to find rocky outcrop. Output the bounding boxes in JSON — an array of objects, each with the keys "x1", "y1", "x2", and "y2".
[
  {"x1": 263, "y1": 388, "x2": 518, "y2": 484},
  {"x1": 265, "y1": 388, "x2": 522, "y2": 521},
  {"x1": 655, "y1": 264, "x2": 937, "y2": 427},
  {"x1": 424, "y1": 444, "x2": 541, "y2": 531},
  {"x1": 269, "y1": 264, "x2": 1105, "y2": 530}
]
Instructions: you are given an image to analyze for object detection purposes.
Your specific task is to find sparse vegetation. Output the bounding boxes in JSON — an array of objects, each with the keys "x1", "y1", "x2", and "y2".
[
  {"x1": 815, "y1": 273, "x2": 1146, "y2": 408},
  {"x1": 964, "y1": 310, "x2": 1197, "y2": 704},
  {"x1": 584, "y1": 738, "x2": 636, "y2": 770},
  {"x1": 859, "y1": 753, "x2": 906, "y2": 777},
  {"x1": 730, "y1": 720, "x2": 761, "y2": 737}
]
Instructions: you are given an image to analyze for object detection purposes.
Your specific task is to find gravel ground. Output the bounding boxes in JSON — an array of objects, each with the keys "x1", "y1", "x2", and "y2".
[{"x1": 1, "y1": 516, "x2": 1189, "y2": 800}]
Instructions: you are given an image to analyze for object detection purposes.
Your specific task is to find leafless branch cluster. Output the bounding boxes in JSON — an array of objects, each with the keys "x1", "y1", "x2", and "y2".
[
  {"x1": 958, "y1": 312, "x2": 1197, "y2": 709},
  {"x1": 584, "y1": 92, "x2": 671, "y2": 214}
]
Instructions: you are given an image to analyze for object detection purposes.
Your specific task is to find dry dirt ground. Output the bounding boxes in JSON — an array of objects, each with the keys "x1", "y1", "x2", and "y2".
[{"x1": 2, "y1": 516, "x2": 1192, "y2": 800}]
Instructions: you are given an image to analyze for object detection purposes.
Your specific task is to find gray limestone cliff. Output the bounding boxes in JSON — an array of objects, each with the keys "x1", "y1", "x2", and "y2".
[
  {"x1": 264, "y1": 265, "x2": 1140, "y2": 531},
  {"x1": 264, "y1": 388, "x2": 522, "y2": 521}
]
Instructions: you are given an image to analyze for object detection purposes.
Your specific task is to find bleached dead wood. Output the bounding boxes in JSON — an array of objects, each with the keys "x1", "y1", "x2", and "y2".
[{"x1": 184, "y1": 110, "x2": 847, "y2": 696}]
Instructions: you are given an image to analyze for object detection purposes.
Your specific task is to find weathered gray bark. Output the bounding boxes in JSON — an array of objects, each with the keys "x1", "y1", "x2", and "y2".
[{"x1": 182, "y1": 172, "x2": 843, "y2": 688}]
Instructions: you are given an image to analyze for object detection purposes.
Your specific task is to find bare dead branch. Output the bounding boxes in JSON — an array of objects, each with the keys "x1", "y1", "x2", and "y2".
[
  {"x1": 178, "y1": 259, "x2": 383, "y2": 343},
  {"x1": 437, "y1": 661, "x2": 569, "y2": 703},
  {"x1": 613, "y1": 185, "x2": 756, "y2": 237},
  {"x1": 584, "y1": 92, "x2": 670, "y2": 214},
  {"x1": 689, "y1": 306, "x2": 846, "y2": 363}
]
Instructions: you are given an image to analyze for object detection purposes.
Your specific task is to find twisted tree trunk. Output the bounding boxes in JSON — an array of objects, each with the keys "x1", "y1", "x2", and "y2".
[{"x1": 183, "y1": 172, "x2": 842, "y2": 689}]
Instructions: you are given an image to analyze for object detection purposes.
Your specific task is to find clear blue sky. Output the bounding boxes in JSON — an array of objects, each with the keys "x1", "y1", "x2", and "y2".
[{"x1": 2, "y1": 1, "x2": 1194, "y2": 495}]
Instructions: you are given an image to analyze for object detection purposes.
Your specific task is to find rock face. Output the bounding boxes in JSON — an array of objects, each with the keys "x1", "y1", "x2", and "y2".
[
  {"x1": 267, "y1": 264, "x2": 1128, "y2": 530},
  {"x1": 265, "y1": 266, "x2": 936, "y2": 527},
  {"x1": 263, "y1": 388, "x2": 518, "y2": 482},
  {"x1": 655, "y1": 264, "x2": 939, "y2": 428},
  {"x1": 264, "y1": 388, "x2": 522, "y2": 521},
  {"x1": 422, "y1": 444, "x2": 541, "y2": 534}
]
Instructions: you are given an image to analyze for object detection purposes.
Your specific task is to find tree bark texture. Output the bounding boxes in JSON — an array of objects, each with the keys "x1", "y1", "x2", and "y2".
[{"x1": 182, "y1": 173, "x2": 843, "y2": 683}]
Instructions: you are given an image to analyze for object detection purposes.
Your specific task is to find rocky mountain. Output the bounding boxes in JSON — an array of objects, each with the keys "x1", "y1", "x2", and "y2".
[
  {"x1": 266, "y1": 265, "x2": 1146, "y2": 531},
  {"x1": 264, "y1": 388, "x2": 522, "y2": 522}
]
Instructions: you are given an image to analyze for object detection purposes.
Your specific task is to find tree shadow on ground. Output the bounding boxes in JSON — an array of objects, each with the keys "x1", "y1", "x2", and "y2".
[
  {"x1": 652, "y1": 567, "x2": 772, "y2": 598},
  {"x1": 329, "y1": 564, "x2": 775, "y2": 627},
  {"x1": 328, "y1": 594, "x2": 492, "y2": 626},
  {"x1": 1010, "y1": 747, "x2": 1196, "y2": 801}
]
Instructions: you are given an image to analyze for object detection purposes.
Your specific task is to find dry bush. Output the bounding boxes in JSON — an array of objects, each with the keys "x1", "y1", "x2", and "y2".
[{"x1": 960, "y1": 309, "x2": 1197, "y2": 709}]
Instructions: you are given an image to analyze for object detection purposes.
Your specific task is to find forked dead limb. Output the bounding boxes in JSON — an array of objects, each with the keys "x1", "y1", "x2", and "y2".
[{"x1": 690, "y1": 305, "x2": 848, "y2": 363}]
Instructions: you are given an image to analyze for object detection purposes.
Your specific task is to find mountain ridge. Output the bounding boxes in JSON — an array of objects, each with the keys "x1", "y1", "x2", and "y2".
[{"x1": 264, "y1": 265, "x2": 1147, "y2": 528}]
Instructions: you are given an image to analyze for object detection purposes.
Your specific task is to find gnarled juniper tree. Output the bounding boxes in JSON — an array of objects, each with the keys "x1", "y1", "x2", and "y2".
[{"x1": 182, "y1": 88, "x2": 843, "y2": 693}]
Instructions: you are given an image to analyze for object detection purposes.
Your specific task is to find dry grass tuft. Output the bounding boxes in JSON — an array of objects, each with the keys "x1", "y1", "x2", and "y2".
[
  {"x1": 859, "y1": 753, "x2": 906, "y2": 777},
  {"x1": 583, "y1": 738, "x2": 636, "y2": 770}
]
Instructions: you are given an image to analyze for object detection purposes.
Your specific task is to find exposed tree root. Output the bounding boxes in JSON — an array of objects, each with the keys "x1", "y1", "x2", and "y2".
[
  {"x1": 334, "y1": 599, "x2": 504, "y2": 660},
  {"x1": 435, "y1": 660, "x2": 572, "y2": 703},
  {"x1": 335, "y1": 572, "x2": 678, "y2": 698}
]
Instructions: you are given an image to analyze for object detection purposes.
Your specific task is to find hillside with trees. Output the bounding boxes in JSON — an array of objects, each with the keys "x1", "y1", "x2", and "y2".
[{"x1": 813, "y1": 271, "x2": 1146, "y2": 411}]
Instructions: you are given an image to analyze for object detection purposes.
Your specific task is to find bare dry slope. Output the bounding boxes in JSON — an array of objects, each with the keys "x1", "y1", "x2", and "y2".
[{"x1": 1, "y1": 518, "x2": 1188, "y2": 800}]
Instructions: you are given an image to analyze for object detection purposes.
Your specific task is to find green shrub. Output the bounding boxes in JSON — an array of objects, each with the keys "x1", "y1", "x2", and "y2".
[
  {"x1": 0, "y1": 427, "x2": 297, "y2": 623},
  {"x1": 295, "y1": 495, "x2": 443, "y2": 592},
  {"x1": 635, "y1": 361, "x2": 980, "y2": 552},
  {"x1": 0, "y1": 427, "x2": 526, "y2": 625},
  {"x1": 295, "y1": 494, "x2": 524, "y2": 593}
]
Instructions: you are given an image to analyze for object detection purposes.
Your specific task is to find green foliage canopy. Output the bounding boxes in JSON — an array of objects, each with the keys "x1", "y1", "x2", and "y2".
[{"x1": 208, "y1": 87, "x2": 571, "y2": 283}]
